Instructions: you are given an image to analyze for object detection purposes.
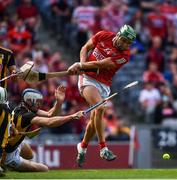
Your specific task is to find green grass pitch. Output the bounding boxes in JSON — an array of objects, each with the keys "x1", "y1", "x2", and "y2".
[{"x1": 3, "y1": 169, "x2": 177, "y2": 179}]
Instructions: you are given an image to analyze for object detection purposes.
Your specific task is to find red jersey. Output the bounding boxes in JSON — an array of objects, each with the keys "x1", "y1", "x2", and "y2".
[
  {"x1": 85, "y1": 30, "x2": 130, "y2": 86},
  {"x1": 147, "y1": 13, "x2": 167, "y2": 38}
]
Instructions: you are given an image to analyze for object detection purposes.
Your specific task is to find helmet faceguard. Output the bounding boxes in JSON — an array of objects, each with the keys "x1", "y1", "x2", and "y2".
[
  {"x1": 22, "y1": 88, "x2": 43, "y2": 109},
  {"x1": 0, "y1": 87, "x2": 7, "y2": 104},
  {"x1": 117, "y1": 24, "x2": 136, "y2": 43}
]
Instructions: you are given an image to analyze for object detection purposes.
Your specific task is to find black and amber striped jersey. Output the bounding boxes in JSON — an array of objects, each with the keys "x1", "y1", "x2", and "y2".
[
  {"x1": 0, "y1": 103, "x2": 12, "y2": 151},
  {"x1": 5, "y1": 105, "x2": 36, "y2": 153},
  {"x1": 0, "y1": 46, "x2": 15, "y2": 88}
]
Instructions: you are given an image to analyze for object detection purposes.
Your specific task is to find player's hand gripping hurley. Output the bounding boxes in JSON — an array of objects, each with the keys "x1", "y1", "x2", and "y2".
[
  {"x1": 0, "y1": 61, "x2": 34, "y2": 83},
  {"x1": 84, "y1": 81, "x2": 139, "y2": 114},
  {"x1": 0, "y1": 60, "x2": 98, "y2": 84}
]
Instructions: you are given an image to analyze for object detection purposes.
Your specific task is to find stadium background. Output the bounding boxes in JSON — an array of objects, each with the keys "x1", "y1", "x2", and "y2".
[{"x1": 1, "y1": 0, "x2": 177, "y2": 169}]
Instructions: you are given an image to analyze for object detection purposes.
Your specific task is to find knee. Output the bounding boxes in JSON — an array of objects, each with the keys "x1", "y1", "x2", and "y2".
[
  {"x1": 40, "y1": 165, "x2": 49, "y2": 172},
  {"x1": 31, "y1": 163, "x2": 49, "y2": 172}
]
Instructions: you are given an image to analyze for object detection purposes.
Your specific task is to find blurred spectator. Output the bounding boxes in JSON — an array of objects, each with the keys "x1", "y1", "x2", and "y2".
[
  {"x1": 72, "y1": 0, "x2": 98, "y2": 52},
  {"x1": 8, "y1": 18, "x2": 32, "y2": 55},
  {"x1": 33, "y1": 53, "x2": 48, "y2": 73},
  {"x1": 48, "y1": 52, "x2": 62, "y2": 71},
  {"x1": 129, "y1": 9, "x2": 148, "y2": 44},
  {"x1": 154, "y1": 96, "x2": 177, "y2": 126},
  {"x1": 0, "y1": 0, "x2": 12, "y2": 20},
  {"x1": 164, "y1": 61, "x2": 177, "y2": 83},
  {"x1": 159, "y1": 0, "x2": 177, "y2": 45},
  {"x1": 169, "y1": 46, "x2": 177, "y2": 63},
  {"x1": 154, "y1": 83, "x2": 177, "y2": 126},
  {"x1": 146, "y1": 36, "x2": 165, "y2": 72},
  {"x1": 164, "y1": 47, "x2": 177, "y2": 83},
  {"x1": 100, "y1": 0, "x2": 128, "y2": 33},
  {"x1": 0, "y1": 21, "x2": 9, "y2": 47},
  {"x1": 146, "y1": 5, "x2": 168, "y2": 44},
  {"x1": 49, "y1": 0, "x2": 72, "y2": 36},
  {"x1": 17, "y1": 0, "x2": 39, "y2": 20},
  {"x1": 139, "y1": 82, "x2": 161, "y2": 123},
  {"x1": 159, "y1": 83, "x2": 174, "y2": 104},
  {"x1": 105, "y1": 102, "x2": 130, "y2": 141},
  {"x1": 143, "y1": 62, "x2": 166, "y2": 87},
  {"x1": 65, "y1": 76, "x2": 85, "y2": 104}
]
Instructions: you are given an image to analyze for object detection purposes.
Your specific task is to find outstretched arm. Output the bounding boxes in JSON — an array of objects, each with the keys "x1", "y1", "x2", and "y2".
[
  {"x1": 37, "y1": 85, "x2": 66, "y2": 117},
  {"x1": 67, "y1": 57, "x2": 117, "y2": 75},
  {"x1": 31, "y1": 111, "x2": 85, "y2": 127}
]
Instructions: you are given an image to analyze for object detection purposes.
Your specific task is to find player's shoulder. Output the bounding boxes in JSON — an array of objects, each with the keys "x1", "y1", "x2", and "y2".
[
  {"x1": 96, "y1": 30, "x2": 115, "y2": 36},
  {"x1": 0, "y1": 103, "x2": 11, "y2": 113},
  {"x1": 0, "y1": 46, "x2": 13, "y2": 54}
]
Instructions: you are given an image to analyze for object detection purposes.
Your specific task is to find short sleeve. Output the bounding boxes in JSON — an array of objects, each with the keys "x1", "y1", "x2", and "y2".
[{"x1": 92, "y1": 30, "x2": 109, "y2": 46}]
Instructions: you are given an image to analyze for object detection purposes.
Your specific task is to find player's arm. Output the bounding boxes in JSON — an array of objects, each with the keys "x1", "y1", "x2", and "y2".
[
  {"x1": 80, "y1": 38, "x2": 95, "y2": 63},
  {"x1": 37, "y1": 85, "x2": 66, "y2": 117},
  {"x1": 31, "y1": 111, "x2": 85, "y2": 127},
  {"x1": 68, "y1": 57, "x2": 117, "y2": 75},
  {"x1": 80, "y1": 57, "x2": 117, "y2": 69}
]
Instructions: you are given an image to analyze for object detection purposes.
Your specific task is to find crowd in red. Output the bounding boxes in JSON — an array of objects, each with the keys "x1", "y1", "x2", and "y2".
[{"x1": 1, "y1": 0, "x2": 177, "y2": 138}]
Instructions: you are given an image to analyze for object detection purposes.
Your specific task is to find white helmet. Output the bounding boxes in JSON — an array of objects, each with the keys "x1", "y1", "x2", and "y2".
[
  {"x1": 0, "y1": 87, "x2": 7, "y2": 104},
  {"x1": 22, "y1": 88, "x2": 43, "y2": 107}
]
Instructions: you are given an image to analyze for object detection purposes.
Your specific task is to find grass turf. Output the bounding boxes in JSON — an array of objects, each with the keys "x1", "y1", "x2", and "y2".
[{"x1": 3, "y1": 169, "x2": 177, "y2": 179}]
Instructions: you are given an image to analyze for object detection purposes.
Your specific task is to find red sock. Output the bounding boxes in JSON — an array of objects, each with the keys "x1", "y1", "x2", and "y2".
[
  {"x1": 81, "y1": 141, "x2": 88, "y2": 148},
  {"x1": 99, "y1": 142, "x2": 106, "y2": 149}
]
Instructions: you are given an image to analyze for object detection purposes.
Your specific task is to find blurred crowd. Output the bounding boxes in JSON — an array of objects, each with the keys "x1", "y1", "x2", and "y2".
[{"x1": 0, "y1": 0, "x2": 177, "y2": 140}]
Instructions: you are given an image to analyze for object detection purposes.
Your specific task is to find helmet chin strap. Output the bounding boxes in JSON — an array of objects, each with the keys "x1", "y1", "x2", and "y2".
[{"x1": 22, "y1": 101, "x2": 36, "y2": 111}]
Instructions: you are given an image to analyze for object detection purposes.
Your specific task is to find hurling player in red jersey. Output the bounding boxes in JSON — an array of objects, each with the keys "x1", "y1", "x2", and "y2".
[{"x1": 67, "y1": 24, "x2": 136, "y2": 167}]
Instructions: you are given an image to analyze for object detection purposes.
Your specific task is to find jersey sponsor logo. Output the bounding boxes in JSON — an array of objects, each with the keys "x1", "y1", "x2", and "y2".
[
  {"x1": 93, "y1": 48, "x2": 105, "y2": 60},
  {"x1": 116, "y1": 58, "x2": 126, "y2": 64}
]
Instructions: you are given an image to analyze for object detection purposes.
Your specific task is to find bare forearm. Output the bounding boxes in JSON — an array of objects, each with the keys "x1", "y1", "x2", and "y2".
[
  {"x1": 81, "y1": 58, "x2": 114, "y2": 69},
  {"x1": 80, "y1": 39, "x2": 94, "y2": 62},
  {"x1": 47, "y1": 115, "x2": 74, "y2": 127},
  {"x1": 32, "y1": 115, "x2": 74, "y2": 127},
  {"x1": 48, "y1": 101, "x2": 62, "y2": 117},
  {"x1": 80, "y1": 46, "x2": 89, "y2": 63}
]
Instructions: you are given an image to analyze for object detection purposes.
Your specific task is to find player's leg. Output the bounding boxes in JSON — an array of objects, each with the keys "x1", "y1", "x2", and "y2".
[
  {"x1": 82, "y1": 110, "x2": 96, "y2": 144},
  {"x1": 76, "y1": 110, "x2": 95, "y2": 167},
  {"x1": 17, "y1": 159, "x2": 48, "y2": 172},
  {"x1": 5, "y1": 147, "x2": 48, "y2": 172},
  {"x1": 82, "y1": 85, "x2": 105, "y2": 141},
  {"x1": 83, "y1": 85, "x2": 116, "y2": 161},
  {"x1": 20, "y1": 143, "x2": 33, "y2": 160}
]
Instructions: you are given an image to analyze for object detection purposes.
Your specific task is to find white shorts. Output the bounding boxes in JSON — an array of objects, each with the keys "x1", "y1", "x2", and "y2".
[
  {"x1": 4, "y1": 143, "x2": 24, "y2": 169},
  {"x1": 78, "y1": 75, "x2": 110, "y2": 99}
]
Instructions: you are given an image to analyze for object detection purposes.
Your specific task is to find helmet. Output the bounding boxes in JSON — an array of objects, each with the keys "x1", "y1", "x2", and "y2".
[
  {"x1": 118, "y1": 25, "x2": 136, "y2": 42},
  {"x1": 22, "y1": 88, "x2": 43, "y2": 107},
  {"x1": 0, "y1": 87, "x2": 7, "y2": 103}
]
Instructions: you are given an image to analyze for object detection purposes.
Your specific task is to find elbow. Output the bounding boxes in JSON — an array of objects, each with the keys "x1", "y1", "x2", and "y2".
[
  {"x1": 47, "y1": 113, "x2": 52, "y2": 118},
  {"x1": 45, "y1": 119, "x2": 53, "y2": 127}
]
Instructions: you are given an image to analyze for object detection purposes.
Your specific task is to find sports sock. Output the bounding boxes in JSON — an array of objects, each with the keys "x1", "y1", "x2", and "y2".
[
  {"x1": 99, "y1": 141, "x2": 106, "y2": 149},
  {"x1": 81, "y1": 141, "x2": 88, "y2": 148}
]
